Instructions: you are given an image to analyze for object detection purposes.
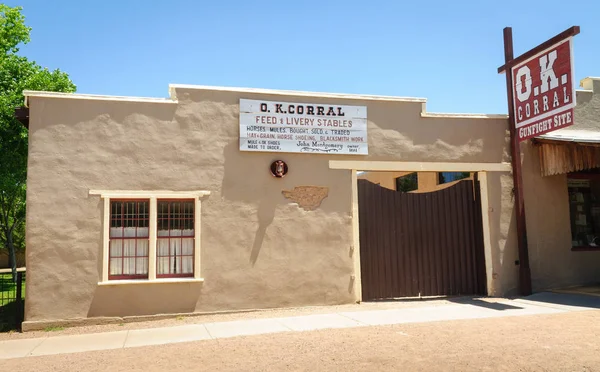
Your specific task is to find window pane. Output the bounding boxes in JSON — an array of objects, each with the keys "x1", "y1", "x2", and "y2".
[
  {"x1": 123, "y1": 240, "x2": 136, "y2": 256},
  {"x1": 439, "y1": 172, "x2": 471, "y2": 185},
  {"x1": 157, "y1": 257, "x2": 169, "y2": 275},
  {"x1": 136, "y1": 257, "x2": 148, "y2": 275},
  {"x1": 110, "y1": 240, "x2": 123, "y2": 257},
  {"x1": 181, "y1": 257, "x2": 193, "y2": 274},
  {"x1": 109, "y1": 199, "x2": 150, "y2": 279},
  {"x1": 123, "y1": 227, "x2": 137, "y2": 238},
  {"x1": 137, "y1": 240, "x2": 149, "y2": 257},
  {"x1": 181, "y1": 238, "x2": 194, "y2": 255},
  {"x1": 170, "y1": 256, "x2": 179, "y2": 274},
  {"x1": 156, "y1": 200, "x2": 195, "y2": 277},
  {"x1": 171, "y1": 238, "x2": 181, "y2": 255},
  {"x1": 157, "y1": 239, "x2": 169, "y2": 256},
  {"x1": 396, "y1": 173, "x2": 418, "y2": 193},
  {"x1": 123, "y1": 257, "x2": 135, "y2": 274},
  {"x1": 110, "y1": 258, "x2": 122, "y2": 275},
  {"x1": 110, "y1": 227, "x2": 123, "y2": 238},
  {"x1": 137, "y1": 227, "x2": 149, "y2": 238},
  {"x1": 568, "y1": 176, "x2": 600, "y2": 247},
  {"x1": 111, "y1": 202, "x2": 122, "y2": 228}
]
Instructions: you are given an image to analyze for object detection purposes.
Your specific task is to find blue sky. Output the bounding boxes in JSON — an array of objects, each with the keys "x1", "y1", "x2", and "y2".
[{"x1": 6, "y1": 0, "x2": 600, "y2": 114}]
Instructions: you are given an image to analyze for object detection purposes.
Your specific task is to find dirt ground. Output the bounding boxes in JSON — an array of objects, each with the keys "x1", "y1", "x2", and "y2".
[{"x1": 2, "y1": 309, "x2": 599, "y2": 371}]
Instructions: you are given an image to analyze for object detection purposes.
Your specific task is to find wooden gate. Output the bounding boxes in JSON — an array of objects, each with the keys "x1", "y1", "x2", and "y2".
[{"x1": 358, "y1": 179, "x2": 487, "y2": 300}]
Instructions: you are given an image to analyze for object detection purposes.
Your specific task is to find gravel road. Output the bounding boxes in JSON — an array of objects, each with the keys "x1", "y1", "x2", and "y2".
[{"x1": 2, "y1": 309, "x2": 599, "y2": 371}]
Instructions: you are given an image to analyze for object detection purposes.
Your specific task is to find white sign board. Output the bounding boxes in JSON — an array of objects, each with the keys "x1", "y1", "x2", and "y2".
[{"x1": 239, "y1": 99, "x2": 368, "y2": 155}]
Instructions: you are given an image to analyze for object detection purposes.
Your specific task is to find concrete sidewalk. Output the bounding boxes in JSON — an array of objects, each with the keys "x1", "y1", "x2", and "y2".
[{"x1": 1, "y1": 292, "x2": 598, "y2": 360}]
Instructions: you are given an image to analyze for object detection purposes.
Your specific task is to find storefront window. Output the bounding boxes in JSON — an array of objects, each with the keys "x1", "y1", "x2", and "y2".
[
  {"x1": 568, "y1": 172, "x2": 600, "y2": 248},
  {"x1": 396, "y1": 173, "x2": 418, "y2": 192},
  {"x1": 438, "y1": 172, "x2": 470, "y2": 184}
]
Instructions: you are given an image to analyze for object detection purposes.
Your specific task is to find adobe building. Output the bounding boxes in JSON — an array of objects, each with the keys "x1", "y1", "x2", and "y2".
[
  {"x1": 17, "y1": 77, "x2": 600, "y2": 330},
  {"x1": 522, "y1": 77, "x2": 600, "y2": 290}
]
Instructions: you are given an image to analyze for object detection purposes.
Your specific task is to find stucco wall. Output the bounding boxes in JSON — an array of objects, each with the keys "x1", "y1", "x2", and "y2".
[
  {"x1": 24, "y1": 86, "x2": 516, "y2": 323},
  {"x1": 523, "y1": 78, "x2": 600, "y2": 291},
  {"x1": 487, "y1": 171, "x2": 520, "y2": 296}
]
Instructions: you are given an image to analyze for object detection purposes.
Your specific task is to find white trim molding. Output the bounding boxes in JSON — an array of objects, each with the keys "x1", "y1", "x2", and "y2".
[
  {"x1": 102, "y1": 198, "x2": 110, "y2": 282},
  {"x1": 421, "y1": 112, "x2": 508, "y2": 119},
  {"x1": 329, "y1": 161, "x2": 512, "y2": 172},
  {"x1": 98, "y1": 278, "x2": 205, "y2": 286},
  {"x1": 23, "y1": 90, "x2": 177, "y2": 107},
  {"x1": 477, "y1": 172, "x2": 495, "y2": 296},
  {"x1": 89, "y1": 190, "x2": 211, "y2": 199},
  {"x1": 351, "y1": 169, "x2": 362, "y2": 302},
  {"x1": 90, "y1": 190, "x2": 210, "y2": 285},
  {"x1": 168, "y1": 84, "x2": 427, "y2": 103}
]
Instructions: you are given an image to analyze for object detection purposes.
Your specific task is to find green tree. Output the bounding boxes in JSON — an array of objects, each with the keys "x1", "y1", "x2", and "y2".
[{"x1": 0, "y1": 4, "x2": 76, "y2": 280}]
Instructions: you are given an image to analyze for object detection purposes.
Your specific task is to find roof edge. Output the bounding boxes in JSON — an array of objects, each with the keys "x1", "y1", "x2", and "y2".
[
  {"x1": 23, "y1": 90, "x2": 177, "y2": 107},
  {"x1": 536, "y1": 129, "x2": 600, "y2": 144},
  {"x1": 421, "y1": 112, "x2": 508, "y2": 119},
  {"x1": 168, "y1": 84, "x2": 428, "y2": 103}
]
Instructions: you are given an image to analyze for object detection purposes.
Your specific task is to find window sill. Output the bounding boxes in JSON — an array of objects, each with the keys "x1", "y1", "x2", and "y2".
[
  {"x1": 571, "y1": 246, "x2": 600, "y2": 252},
  {"x1": 98, "y1": 278, "x2": 204, "y2": 286}
]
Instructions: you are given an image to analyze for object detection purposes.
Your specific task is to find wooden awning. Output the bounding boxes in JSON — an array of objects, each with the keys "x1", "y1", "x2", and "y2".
[{"x1": 533, "y1": 138, "x2": 600, "y2": 176}]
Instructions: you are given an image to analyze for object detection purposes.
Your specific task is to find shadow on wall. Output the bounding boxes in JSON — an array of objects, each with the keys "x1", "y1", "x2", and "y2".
[
  {"x1": 250, "y1": 199, "x2": 277, "y2": 265},
  {"x1": 220, "y1": 140, "x2": 280, "y2": 266},
  {"x1": 219, "y1": 138, "x2": 351, "y2": 267},
  {"x1": 488, "y1": 171, "x2": 519, "y2": 297}
]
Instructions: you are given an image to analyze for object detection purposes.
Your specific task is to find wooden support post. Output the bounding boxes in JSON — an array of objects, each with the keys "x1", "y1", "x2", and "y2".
[
  {"x1": 502, "y1": 27, "x2": 532, "y2": 296},
  {"x1": 498, "y1": 25, "x2": 580, "y2": 296}
]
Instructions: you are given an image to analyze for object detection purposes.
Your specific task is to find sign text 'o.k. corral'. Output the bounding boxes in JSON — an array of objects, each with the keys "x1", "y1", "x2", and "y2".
[
  {"x1": 239, "y1": 99, "x2": 368, "y2": 155},
  {"x1": 511, "y1": 38, "x2": 576, "y2": 141}
]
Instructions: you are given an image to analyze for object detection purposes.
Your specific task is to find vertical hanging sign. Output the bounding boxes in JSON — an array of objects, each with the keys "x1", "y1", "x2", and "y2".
[
  {"x1": 511, "y1": 37, "x2": 576, "y2": 142},
  {"x1": 498, "y1": 26, "x2": 580, "y2": 296}
]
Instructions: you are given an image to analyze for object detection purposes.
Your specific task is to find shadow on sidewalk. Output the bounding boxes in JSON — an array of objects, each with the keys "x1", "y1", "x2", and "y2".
[
  {"x1": 520, "y1": 292, "x2": 600, "y2": 309},
  {"x1": 363, "y1": 290, "x2": 600, "y2": 312},
  {"x1": 448, "y1": 297, "x2": 523, "y2": 311},
  {"x1": 364, "y1": 295, "x2": 523, "y2": 311}
]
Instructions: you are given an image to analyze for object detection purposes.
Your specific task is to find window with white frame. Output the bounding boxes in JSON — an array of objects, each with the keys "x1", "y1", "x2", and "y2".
[{"x1": 92, "y1": 190, "x2": 209, "y2": 283}]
